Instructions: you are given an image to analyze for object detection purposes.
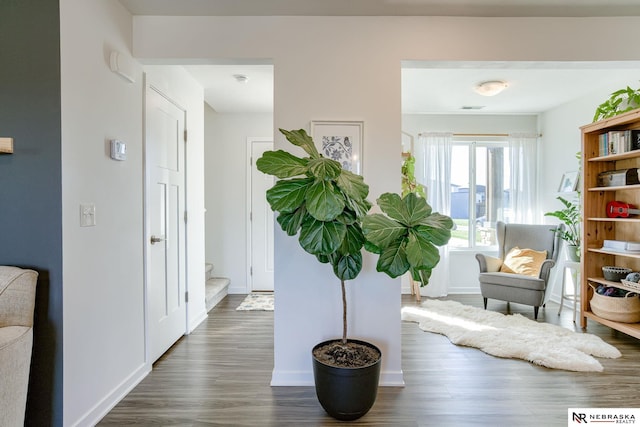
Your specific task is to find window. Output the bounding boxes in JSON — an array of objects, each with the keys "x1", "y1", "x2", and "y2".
[{"x1": 449, "y1": 139, "x2": 512, "y2": 248}]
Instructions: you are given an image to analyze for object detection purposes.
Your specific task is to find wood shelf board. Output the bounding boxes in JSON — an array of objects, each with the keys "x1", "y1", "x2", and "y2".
[
  {"x1": 581, "y1": 108, "x2": 640, "y2": 134},
  {"x1": 588, "y1": 151, "x2": 640, "y2": 163},
  {"x1": 587, "y1": 184, "x2": 640, "y2": 192},
  {"x1": 583, "y1": 310, "x2": 640, "y2": 339},
  {"x1": 587, "y1": 217, "x2": 640, "y2": 222},
  {"x1": 588, "y1": 247, "x2": 640, "y2": 259},
  {"x1": 587, "y1": 277, "x2": 640, "y2": 294}
]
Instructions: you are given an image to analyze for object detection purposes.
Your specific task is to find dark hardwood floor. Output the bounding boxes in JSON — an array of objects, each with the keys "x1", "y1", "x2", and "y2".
[{"x1": 99, "y1": 294, "x2": 640, "y2": 426}]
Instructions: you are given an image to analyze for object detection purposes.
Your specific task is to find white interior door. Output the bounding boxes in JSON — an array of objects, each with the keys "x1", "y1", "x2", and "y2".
[
  {"x1": 146, "y1": 85, "x2": 187, "y2": 363},
  {"x1": 249, "y1": 139, "x2": 274, "y2": 292}
]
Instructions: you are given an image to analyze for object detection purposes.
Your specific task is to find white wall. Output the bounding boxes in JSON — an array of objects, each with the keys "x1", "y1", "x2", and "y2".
[
  {"x1": 60, "y1": 2, "x2": 206, "y2": 425},
  {"x1": 131, "y1": 14, "x2": 640, "y2": 389},
  {"x1": 204, "y1": 108, "x2": 273, "y2": 293},
  {"x1": 61, "y1": 1, "x2": 146, "y2": 425}
]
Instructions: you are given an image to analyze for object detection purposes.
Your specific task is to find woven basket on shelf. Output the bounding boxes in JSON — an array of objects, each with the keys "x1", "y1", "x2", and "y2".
[{"x1": 589, "y1": 284, "x2": 640, "y2": 323}]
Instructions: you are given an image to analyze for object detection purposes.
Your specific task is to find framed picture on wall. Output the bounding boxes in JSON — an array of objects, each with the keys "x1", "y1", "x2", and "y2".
[
  {"x1": 310, "y1": 120, "x2": 363, "y2": 174},
  {"x1": 558, "y1": 171, "x2": 579, "y2": 193}
]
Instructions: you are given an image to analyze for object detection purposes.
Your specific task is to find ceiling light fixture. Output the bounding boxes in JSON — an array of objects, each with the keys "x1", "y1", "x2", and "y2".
[
  {"x1": 474, "y1": 80, "x2": 508, "y2": 97},
  {"x1": 233, "y1": 74, "x2": 249, "y2": 84}
]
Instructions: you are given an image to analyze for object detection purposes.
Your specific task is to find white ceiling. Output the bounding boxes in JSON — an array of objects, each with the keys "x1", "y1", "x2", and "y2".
[{"x1": 120, "y1": 1, "x2": 640, "y2": 115}]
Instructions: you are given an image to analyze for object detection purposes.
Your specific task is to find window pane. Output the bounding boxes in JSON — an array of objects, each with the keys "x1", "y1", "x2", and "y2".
[
  {"x1": 450, "y1": 145, "x2": 470, "y2": 248},
  {"x1": 447, "y1": 141, "x2": 513, "y2": 248},
  {"x1": 476, "y1": 145, "x2": 510, "y2": 246}
]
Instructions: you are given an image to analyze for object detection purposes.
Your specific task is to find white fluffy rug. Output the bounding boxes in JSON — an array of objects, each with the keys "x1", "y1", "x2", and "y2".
[{"x1": 401, "y1": 299, "x2": 621, "y2": 372}]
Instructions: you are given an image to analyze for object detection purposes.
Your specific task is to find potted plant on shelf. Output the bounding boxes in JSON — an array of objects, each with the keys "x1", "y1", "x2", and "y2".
[
  {"x1": 256, "y1": 128, "x2": 453, "y2": 421},
  {"x1": 544, "y1": 196, "x2": 581, "y2": 261},
  {"x1": 593, "y1": 84, "x2": 640, "y2": 122}
]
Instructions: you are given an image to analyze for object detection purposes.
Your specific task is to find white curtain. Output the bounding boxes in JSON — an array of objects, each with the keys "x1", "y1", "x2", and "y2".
[
  {"x1": 415, "y1": 132, "x2": 452, "y2": 297},
  {"x1": 508, "y1": 133, "x2": 539, "y2": 223}
]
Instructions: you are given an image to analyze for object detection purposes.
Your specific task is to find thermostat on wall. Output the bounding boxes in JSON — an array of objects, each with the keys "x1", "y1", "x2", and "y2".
[{"x1": 110, "y1": 139, "x2": 126, "y2": 161}]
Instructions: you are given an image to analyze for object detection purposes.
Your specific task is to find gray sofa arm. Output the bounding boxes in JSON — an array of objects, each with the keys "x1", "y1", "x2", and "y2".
[
  {"x1": 538, "y1": 259, "x2": 556, "y2": 283},
  {"x1": 0, "y1": 266, "x2": 38, "y2": 427},
  {"x1": 0, "y1": 267, "x2": 38, "y2": 328}
]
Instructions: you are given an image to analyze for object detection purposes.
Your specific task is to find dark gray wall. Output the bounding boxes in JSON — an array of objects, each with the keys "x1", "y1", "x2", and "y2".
[{"x1": 0, "y1": 1, "x2": 63, "y2": 425}]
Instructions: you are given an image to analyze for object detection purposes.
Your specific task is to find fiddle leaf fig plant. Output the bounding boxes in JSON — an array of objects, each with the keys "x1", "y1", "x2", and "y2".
[
  {"x1": 257, "y1": 128, "x2": 371, "y2": 345},
  {"x1": 256, "y1": 128, "x2": 454, "y2": 348}
]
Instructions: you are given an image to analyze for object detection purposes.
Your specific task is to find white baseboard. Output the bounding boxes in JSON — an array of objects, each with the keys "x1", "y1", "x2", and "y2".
[
  {"x1": 380, "y1": 370, "x2": 405, "y2": 386},
  {"x1": 188, "y1": 309, "x2": 208, "y2": 333},
  {"x1": 270, "y1": 370, "x2": 313, "y2": 386},
  {"x1": 71, "y1": 362, "x2": 150, "y2": 427},
  {"x1": 228, "y1": 284, "x2": 250, "y2": 294}
]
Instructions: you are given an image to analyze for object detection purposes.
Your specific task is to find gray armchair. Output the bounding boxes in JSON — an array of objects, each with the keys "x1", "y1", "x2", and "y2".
[{"x1": 475, "y1": 221, "x2": 561, "y2": 320}]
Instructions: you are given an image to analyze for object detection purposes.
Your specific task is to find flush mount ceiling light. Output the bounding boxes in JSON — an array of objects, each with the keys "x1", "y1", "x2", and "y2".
[
  {"x1": 474, "y1": 80, "x2": 508, "y2": 96},
  {"x1": 233, "y1": 74, "x2": 249, "y2": 84}
]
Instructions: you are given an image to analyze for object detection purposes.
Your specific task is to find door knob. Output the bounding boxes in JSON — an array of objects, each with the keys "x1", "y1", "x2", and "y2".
[{"x1": 150, "y1": 235, "x2": 166, "y2": 245}]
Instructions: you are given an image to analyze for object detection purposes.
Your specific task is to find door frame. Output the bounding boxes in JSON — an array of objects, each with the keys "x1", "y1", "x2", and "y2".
[
  {"x1": 246, "y1": 137, "x2": 274, "y2": 293},
  {"x1": 143, "y1": 74, "x2": 189, "y2": 365}
]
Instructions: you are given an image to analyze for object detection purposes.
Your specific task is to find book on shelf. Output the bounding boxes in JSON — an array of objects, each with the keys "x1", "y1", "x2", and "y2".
[
  {"x1": 599, "y1": 129, "x2": 640, "y2": 156},
  {"x1": 602, "y1": 239, "x2": 640, "y2": 252}
]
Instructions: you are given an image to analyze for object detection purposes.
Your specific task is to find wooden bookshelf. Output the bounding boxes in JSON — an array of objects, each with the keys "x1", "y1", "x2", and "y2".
[{"x1": 580, "y1": 108, "x2": 640, "y2": 339}]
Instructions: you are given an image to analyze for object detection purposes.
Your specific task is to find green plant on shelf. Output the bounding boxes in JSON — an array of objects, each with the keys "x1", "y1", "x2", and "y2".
[{"x1": 593, "y1": 84, "x2": 640, "y2": 122}]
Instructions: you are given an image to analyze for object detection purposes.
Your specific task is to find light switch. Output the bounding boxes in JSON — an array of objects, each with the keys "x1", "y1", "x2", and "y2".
[
  {"x1": 110, "y1": 139, "x2": 126, "y2": 161},
  {"x1": 80, "y1": 203, "x2": 96, "y2": 227}
]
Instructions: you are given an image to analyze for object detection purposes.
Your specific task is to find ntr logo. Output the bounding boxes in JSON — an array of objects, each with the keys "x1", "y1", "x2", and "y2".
[{"x1": 573, "y1": 413, "x2": 588, "y2": 423}]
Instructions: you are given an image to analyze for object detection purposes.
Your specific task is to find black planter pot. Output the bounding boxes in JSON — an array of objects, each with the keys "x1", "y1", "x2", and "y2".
[{"x1": 312, "y1": 339, "x2": 382, "y2": 421}]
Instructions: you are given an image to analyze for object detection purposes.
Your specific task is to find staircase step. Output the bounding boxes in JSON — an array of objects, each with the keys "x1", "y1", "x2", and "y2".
[{"x1": 206, "y1": 277, "x2": 230, "y2": 312}]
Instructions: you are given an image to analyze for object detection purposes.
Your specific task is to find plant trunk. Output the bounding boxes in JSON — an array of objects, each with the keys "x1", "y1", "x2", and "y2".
[{"x1": 341, "y1": 279, "x2": 347, "y2": 345}]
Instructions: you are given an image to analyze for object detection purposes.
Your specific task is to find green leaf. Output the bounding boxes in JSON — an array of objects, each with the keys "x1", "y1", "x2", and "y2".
[
  {"x1": 362, "y1": 213, "x2": 407, "y2": 248},
  {"x1": 336, "y1": 208, "x2": 357, "y2": 225},
  {"x1": 306, "y1": 179, "x2": 345, "y2": 221},
  {"x1": 413, "y1": 223, "x2": 452, "y2": 246},
  {"x1": 376, "y1": 240, "x2": 410, "y2": 278},
  {"x1": 266, "y1": 178, "x2": 313, "y2": 213},
  {"x1": 333, "y1": 252, "x2": 363, "y2": 281},
  {"x1": 403, "y1": 193, "x2": 434, "y2": 226},
  {"x1": 413, "y1": 268, "x2": 433, "y2": 286},
  {"x1": 364, "y1": 240, "x2": 381, "y2": 254},
  {"x1": 256, "y1": 150, "x2": 308, "y2": 178},
  {"x1": 299, "y1": 218, "x2": 346, "y2": 255},
  {"x1": 279, "y1": 128, "x2": 320, "y2": 158},
  {"x1": 307, "y1": 157, "x2": 342, "y2": 180},
  {"x1": 339, "y1": 223, "x2": 365, "y2": 255},
  {"x1": 345, "y1": 195, "x2": 372, "y2": 218},
  {"x1": 336, "y1": 170, "x2": 370, "y2": 201},
  {"x1": 406, "y1": 231, "x2": 441, "y2": 270},
  {"x1": 276, "y1": 206, "x2": 308, "y2": 236},
  {"x1": 376, "y1": 192, "x2": 433, "y2": 226},
  {"x1": 316, "y1": 253, "x2": 330, "y2": 264},
  {"x1": 376, "y1": 193, "x2": 410, "y2": 224}
]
